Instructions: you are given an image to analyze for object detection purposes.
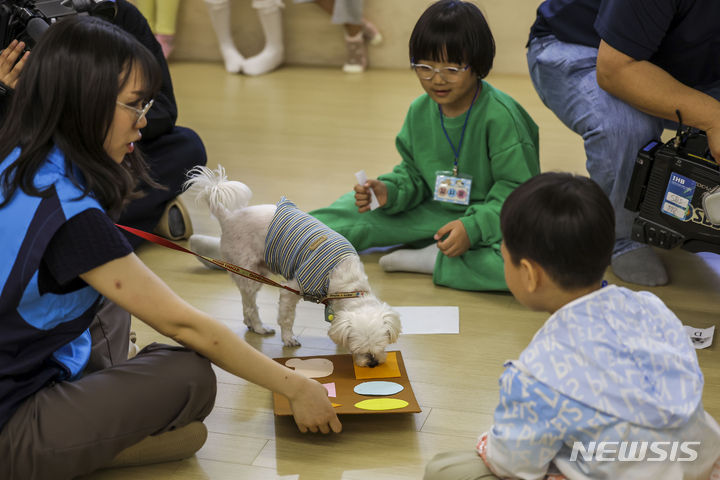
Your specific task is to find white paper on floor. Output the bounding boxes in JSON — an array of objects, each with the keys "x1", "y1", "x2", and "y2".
[
  {"x1": 684, "y1": 325, "x2": 715, "y2": 349},
  {"x1": 394, "y1": 306, "x2": 459, "y2": 334}
]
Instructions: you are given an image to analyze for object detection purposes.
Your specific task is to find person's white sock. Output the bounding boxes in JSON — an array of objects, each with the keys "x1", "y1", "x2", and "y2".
[
  {"x1": 205, "y1": 0, "x2": 245, "y2": 73},
  {"x1": 243, "y1": 0, "x2": 284, "y2": 76},
  {"x1": 379, "y1": 243, "x2": 439, "y2": 275},
  {"x1": 189, "y1": 234, "x2": 223, "y2": 270}
]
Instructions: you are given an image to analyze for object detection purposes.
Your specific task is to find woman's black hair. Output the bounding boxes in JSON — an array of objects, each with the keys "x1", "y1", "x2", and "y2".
[
  {"x1": 500, "y1": 172, "x2": 615, "y2": 290},
  {"x1": 409, "y1": 0, "x2": 495, "y2": 78},
  {"x1": 0, "y1": 15, "x2": 162, "y2": 216}
]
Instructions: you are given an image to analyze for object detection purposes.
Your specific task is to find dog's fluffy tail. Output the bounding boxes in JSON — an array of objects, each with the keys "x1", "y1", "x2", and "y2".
[{"x1": 183, "y1": 165, "x2": 252, "y2": 222}]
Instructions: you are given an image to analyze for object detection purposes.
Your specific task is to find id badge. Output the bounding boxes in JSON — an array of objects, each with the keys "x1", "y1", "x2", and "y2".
[{"x1": 434, "y1": 171, "x2": 472, "y2": 205}]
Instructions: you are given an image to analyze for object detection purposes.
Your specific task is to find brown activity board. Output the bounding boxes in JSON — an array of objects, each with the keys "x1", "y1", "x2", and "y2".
[{"x1": 272, "y1": 351, "x2": 421, "y2": 415}]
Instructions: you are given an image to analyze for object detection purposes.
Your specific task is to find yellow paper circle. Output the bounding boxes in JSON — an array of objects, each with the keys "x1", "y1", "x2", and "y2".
[{"x1": 353, "y1": 398, "x2": 409, "y2": 411}]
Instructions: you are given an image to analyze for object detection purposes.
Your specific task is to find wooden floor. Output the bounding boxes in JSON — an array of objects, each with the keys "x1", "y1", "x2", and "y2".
[{"x1": 85, "y1": 64, "x2": 720, "y2": 480}]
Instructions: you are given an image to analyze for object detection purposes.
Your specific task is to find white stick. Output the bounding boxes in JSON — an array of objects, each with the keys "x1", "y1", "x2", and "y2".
[{"x1": 354, "y1": 170, "x2": 380, "y2": 210}]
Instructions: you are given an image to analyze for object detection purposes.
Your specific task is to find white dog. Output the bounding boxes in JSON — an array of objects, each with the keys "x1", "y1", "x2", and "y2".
[{"x1": 184, "y1": 166, "x2": 401, "y2": 367}]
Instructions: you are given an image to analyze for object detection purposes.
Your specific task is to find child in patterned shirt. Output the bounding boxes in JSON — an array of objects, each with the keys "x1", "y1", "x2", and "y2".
[{"x1": 425, "y1": 172, "x2": 720, "y2": 480}]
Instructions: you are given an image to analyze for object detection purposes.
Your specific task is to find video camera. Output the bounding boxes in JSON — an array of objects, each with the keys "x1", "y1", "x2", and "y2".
[
  {"x1": 0, "y1": 0, "x2": 117, "y2": 51},
  {"x1": 625, "y1": 125, "x2": 720, "y2": 255}
]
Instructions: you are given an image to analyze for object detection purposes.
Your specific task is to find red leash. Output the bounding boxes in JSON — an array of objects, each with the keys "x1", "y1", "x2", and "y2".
[{"x1": 116, "y1": 224, "x2": 365, "y2": 304}]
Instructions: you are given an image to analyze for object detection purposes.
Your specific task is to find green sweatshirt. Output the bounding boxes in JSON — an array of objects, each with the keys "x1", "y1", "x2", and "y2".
[{"x1": 379, "y1": 80, "x2": 540, "y2": 247}]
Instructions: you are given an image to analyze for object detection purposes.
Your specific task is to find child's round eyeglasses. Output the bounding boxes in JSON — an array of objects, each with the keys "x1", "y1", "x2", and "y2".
[
  {"x1": 116, "y1": 99, "x2": 154, "y2": 125},
  {"x1": 411, "y1": 63, "x2": 470, "y2": 82}
]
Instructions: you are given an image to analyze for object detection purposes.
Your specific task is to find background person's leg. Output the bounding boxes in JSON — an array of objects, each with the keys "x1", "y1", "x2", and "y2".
[
  {"x1": 327, "y1": 0, "x2": 362, "y2": 26},
  {"x1": 134, "y1": 0, "x2": 156, "y2": 31},
  {"x1": 331, "y1": 0, "x2": 368, "y2": 72},
  {"x1": 204, "y1": 0, "x2": 246, "y2": 73},
  {"x1": 527, "y1": 36, "x2": 667, "y2": 286},
  {"x1": 155, "y1": 0, "x2": 181, "y2": 58},
  {"x1": 243, "y1": 0, "x2": 285, "y2": 76},
  {"x1": 305, "y1": 0, "x2": 377, "y2": 72}
]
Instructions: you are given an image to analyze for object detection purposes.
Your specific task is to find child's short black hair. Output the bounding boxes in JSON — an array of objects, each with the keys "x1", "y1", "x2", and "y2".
[
  {"x1": 409, "y1": 0, "x2": 495, "y2": 78},
  {"x1": 500, "y1": 172, "x2": 615, "y2": 290}
]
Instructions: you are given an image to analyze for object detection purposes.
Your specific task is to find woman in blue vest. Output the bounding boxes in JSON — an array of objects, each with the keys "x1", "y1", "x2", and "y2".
[{"x1": 0, "y1": 15, "x2": 340, "y2": 480}]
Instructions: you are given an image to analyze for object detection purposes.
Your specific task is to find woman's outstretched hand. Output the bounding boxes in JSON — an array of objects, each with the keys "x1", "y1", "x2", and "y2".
[{"x1": 288, "y1": 377, "x2": 342, "y2": 434}]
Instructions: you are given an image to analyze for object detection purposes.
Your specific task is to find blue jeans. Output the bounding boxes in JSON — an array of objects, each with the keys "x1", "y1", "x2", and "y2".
[{"x1": 527, "y1": 35, "x2": 720, "y2": 255}]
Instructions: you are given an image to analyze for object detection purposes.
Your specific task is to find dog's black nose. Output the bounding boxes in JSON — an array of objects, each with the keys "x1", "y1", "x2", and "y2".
[{"x1": 367, "y1": 355, "x2": 379, "y2": 368}]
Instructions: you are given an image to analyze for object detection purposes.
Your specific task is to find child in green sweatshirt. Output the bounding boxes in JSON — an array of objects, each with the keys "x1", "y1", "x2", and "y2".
[{"x1": 310, "y1": 0, "x2": 540, "y2": 291}]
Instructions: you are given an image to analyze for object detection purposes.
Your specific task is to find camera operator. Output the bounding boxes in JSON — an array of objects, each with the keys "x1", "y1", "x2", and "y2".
[
  {"x1": 526, "y1": 0, "x2": 720, "y2": 287},
  {"x1": 0, "y1": 0, "x2": 206, "y2": 247}
]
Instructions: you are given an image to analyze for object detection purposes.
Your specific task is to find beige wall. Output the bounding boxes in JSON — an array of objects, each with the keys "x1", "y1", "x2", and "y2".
[{"x1": 171, "y1": 0, "x2": 540, "y2": 75}]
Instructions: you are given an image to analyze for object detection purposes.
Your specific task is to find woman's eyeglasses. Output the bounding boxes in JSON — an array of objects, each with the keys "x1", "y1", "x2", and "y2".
[
  {"x1": 411, "y1": 63, "x2": 470, "y2": 82},
  {"x1": 116, "y1": 99, "x2": 154, "y2": 125}
]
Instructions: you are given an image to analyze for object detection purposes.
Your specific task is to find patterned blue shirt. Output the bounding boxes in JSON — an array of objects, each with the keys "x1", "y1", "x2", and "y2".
[{"x1": 482, "y1": 286, "x2": 720, "y2": 479}]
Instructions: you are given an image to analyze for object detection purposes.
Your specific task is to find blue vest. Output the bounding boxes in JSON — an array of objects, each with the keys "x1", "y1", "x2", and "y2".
[
  {"x1": 0, "y1": 147, "x2": 103, "y2": 431},
  {"x1": 264, "y1": 197, "x2": 356, "y2": 300}
]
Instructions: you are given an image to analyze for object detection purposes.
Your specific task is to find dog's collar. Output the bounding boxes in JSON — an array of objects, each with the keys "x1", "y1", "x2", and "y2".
[
  {"x1": 302, "y1": 292, "x2": 368, "y2": 323},
  {"x1": 303, "y1": 291, "x2": 367, "y2": 305}
]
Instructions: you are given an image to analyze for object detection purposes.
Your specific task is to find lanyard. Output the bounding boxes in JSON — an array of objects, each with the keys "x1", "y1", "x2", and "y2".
[{"x1": 438, "y1": 80, "x2": 480, "y2": 176}]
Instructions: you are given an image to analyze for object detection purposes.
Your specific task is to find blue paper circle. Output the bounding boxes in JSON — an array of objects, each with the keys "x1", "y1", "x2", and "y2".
[{"x1": 353, "y1": 381, "x2": 404, "y2": 396}]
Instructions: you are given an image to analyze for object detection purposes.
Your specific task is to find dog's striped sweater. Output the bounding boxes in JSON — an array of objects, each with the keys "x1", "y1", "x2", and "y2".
[{"x1": 264, "y1": 197, "x2": 357, "y2": 300}]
